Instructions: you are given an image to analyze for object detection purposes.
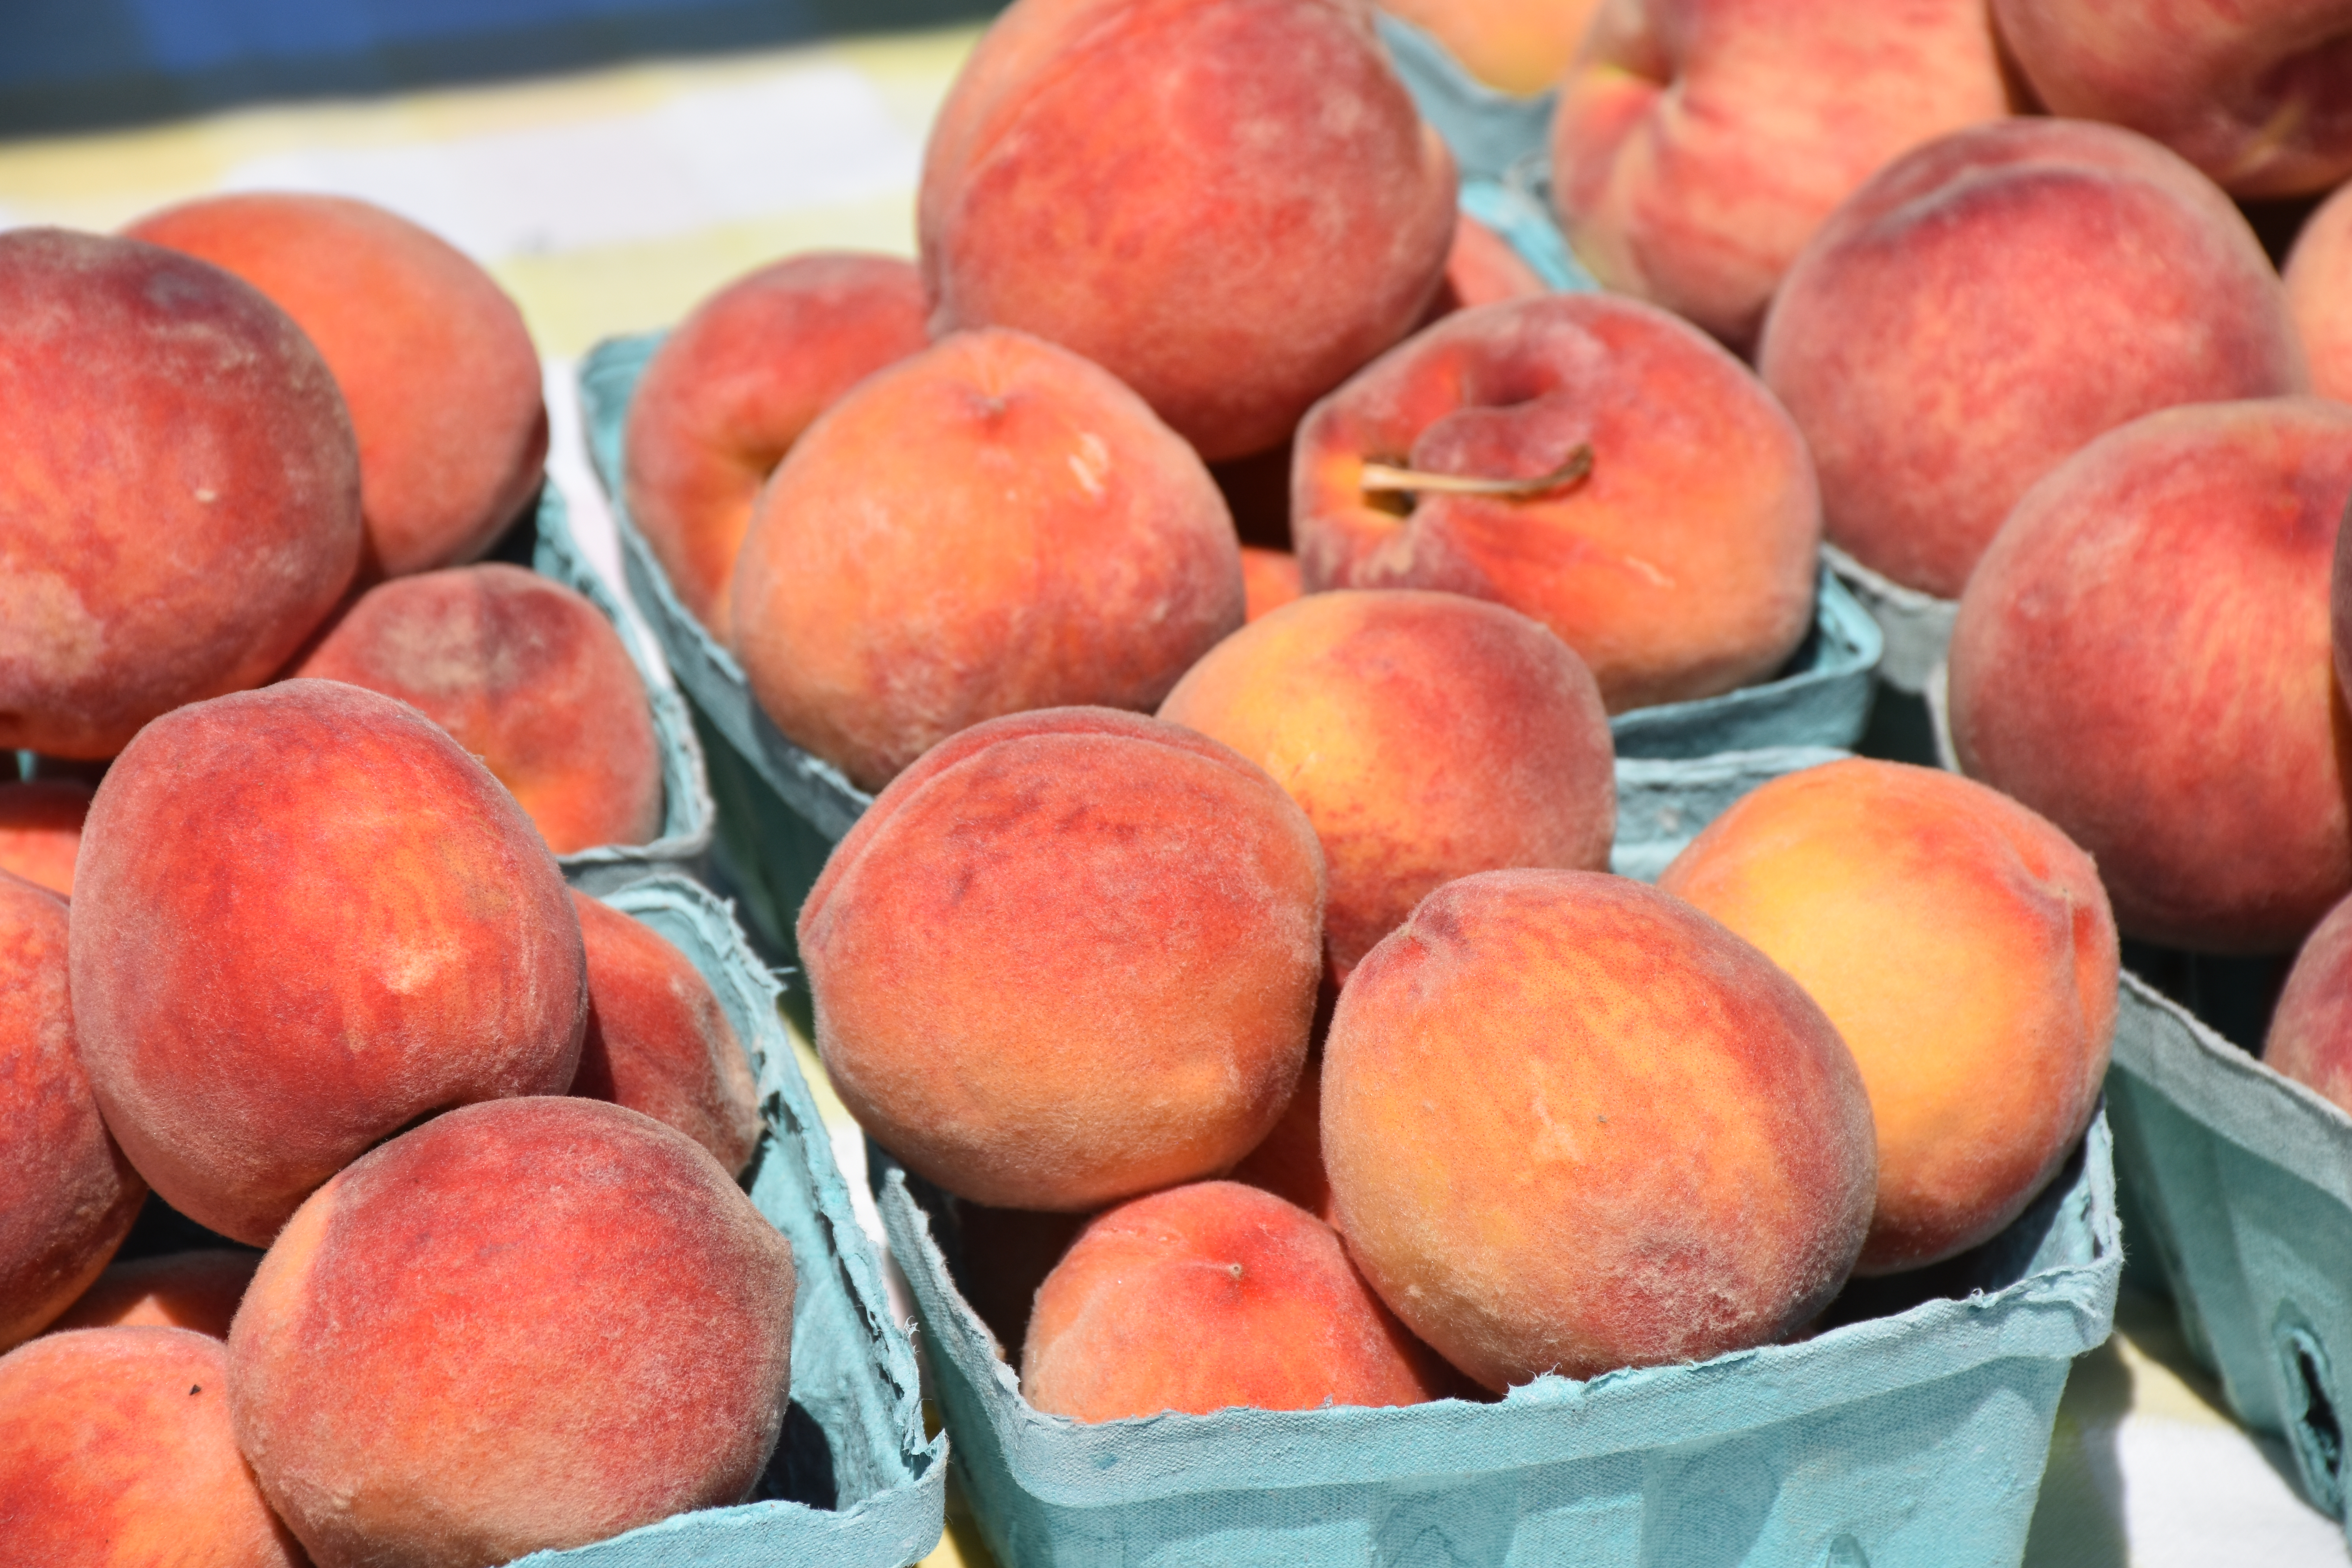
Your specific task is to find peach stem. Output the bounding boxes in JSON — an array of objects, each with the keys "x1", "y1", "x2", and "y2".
[{"x1": 1359, "y1": 444, "x2": 1594, "y2": 500}]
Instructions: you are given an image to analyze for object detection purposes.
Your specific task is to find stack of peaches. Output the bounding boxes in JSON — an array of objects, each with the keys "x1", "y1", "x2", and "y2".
[{"x1": 0, "y1": 202, "x2": 802, "y2": 1565}]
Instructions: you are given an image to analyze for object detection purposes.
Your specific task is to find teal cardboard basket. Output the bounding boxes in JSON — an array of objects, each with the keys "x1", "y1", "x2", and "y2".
[
  {"x1": 2103, "y1": 970, "x2": 2352, "y2": 1540},
  {"x1": 876, "y1": 1102, "x2": 2118, "y2": 1568},
  {"x1": 1377, "y1": 12, "x2": 1557, "y2": 186},
  {"x1": 530, "y1": 483, "x2": 717, "y2": 895},
  {"x1": 515, "y1": 875, "x2": 945, "y2": 1567}
]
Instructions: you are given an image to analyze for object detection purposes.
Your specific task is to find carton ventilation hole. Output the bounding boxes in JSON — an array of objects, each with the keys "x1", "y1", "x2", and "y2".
[{"x1": 2278, "y1": 1322, "x2": 2346, "y2": 1516}]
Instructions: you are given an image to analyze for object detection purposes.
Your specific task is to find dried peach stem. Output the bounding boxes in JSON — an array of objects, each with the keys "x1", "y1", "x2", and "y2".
[{"x1": 1359, "y1": 444, "x2": 1594, "y2": 499}]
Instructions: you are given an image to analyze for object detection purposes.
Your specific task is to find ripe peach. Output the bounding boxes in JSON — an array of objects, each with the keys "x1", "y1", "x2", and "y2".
[
  {"x1": 127, "y1": 192, "x2": 547, "y2": 577},
  {"x1": 1160, "y1": 589, "x2": 1614, "y2": 982},
  {"x1": 1379, "y1": 0, "x2": 1604, "y2": 96},
  {"x1": 1424, "y1": 209, "x2": 1548, "y2": 319},
  {"x1": 800, "y1": 707, "x2": 1324, "y2": 1212},
  {"x1": 2285, "y1": 179, "x2": 2352, "y2": 404},
  {"x1": 1659, "y1": 760, "x2": 2118, "y2": 1272},
  {"x1": 292, "y1": 563, "x2": 663, "y2": 854},
  {"x1": 71, "y1": 680, "x2": 587, "y2": 1245},
  {"x1": 0, "y1": 1327, "x2": 305, "y2": 1568},
  {"x1": 229, "y1": 1097, "x2": 797, "y2": 1568},
  {"x1": 1293, "y1": 291, "x2": 1820, "y2": 712},
  {"x1": 0, "y1": 779, "x2": 89, "y2": 896},
  {"x1": 622, "y1": 252, "x2": 930, "y2": 643},
  {"x1": 1553, "y1": 0, "x2": 2011, "y2": 350},
  {"x1": 1323, "y1": 869, "x2": 1875, "y2": 1390},
  {"x1": 731, "y1": 328, "x2": 1244, "y2": 792},
  {"x1": 1239, "y1": 545, "x2": 1303, "y2": 622},
  {"x1": 2, "y1": 871, "x2": 144, "y2": 1348},
  {"x1": 920, "y1": 0, "x2": 1458, "y2": 461},
  {"x1": 50, "y1": 1250, "x2": 260, "y2": 1339},
  {"x1": 1759, "y1": 118, "x2": 2310, "y2": 599},
  {"x1": 1023, "y1": 1181, "x2": 1451, "y2": 1419},
  {"x1": 1229, "y1": 1062, "x2": 1332, "y2": 1221},
  {"x1": 0, "y1": 228, "x2": 362, "y2": 758},
  {"x1": 1949, "y1": 397, "x2": 2352, "y2": 954},
  {"x1": 570, "y1": 890, "x2": 761, "y2": 1178},
  {"x1": 2269, "y1": 891, "x2": 2352, "y2": 1116}
]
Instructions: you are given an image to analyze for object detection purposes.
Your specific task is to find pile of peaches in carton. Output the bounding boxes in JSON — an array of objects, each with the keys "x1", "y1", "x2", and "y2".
[{"x1": 5, "y1": 0, "x2": 2352, "y2": 1563}]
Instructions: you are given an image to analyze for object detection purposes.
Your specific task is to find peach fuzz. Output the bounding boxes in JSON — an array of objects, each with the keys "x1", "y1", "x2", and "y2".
[
  {"x1": 2285, "y1": 179, "x2": 2352, "y2": 404},
  {"x1": 1293, "y1": 291, "x2": 1820, "y2": 713},
  {"x1": 70, "y1": 680, "x2": 586, "y2": 1246},
  {"x1": 1758, "y1": 118, "x2": 2309, "y2": 600},
  {"x1": 1991, "y1": 0, "x2": 2352, "y2": 198},
  {"x1": 293, "y1": 563, "x2": 663, "y2": 854},
  {"x1": 1229, "y1": 1062, "x2": 1332, "y2": 1221},
  {"x1": 51, "y1": 1250, "x2": 261, "y2": 1339},
  {"x1": 0, "y1": 778, "x2": 89, "y2": 896},
  {"x1": 2268, "y1": 891, "x2": 2352, "y2": 1118},
  {"x1": 1322, "y1": 869, "x2": 1875, "y2": 1390},
  {"x1": 0, "y1": 1327, "x2": 305, "y2": 1568},
  {"x1": 919, "y1": 0, "x2": 1457, "y2": 461},
  {"x1": 1659, "y1": 760, "x2": 2118, "y2": 1273},
  {"x1": 228, "y1": 1098, "x2": 796, "y2": 1568},
  {"x1": 2, "y1": 870, "x2": 144, "y2": 1349},
  {"x1": 1379, "y1": 0, "x2": 1603, "y2": 96},
  {"x1": 1240, "y1": 545, "x2": 1303, "y2": 622},
  {"x1": 1024, "y1": 1181, "x2": 1451, "y2": 1420},
  {"x1": 128, "y1": 192, "x2": 546, "y2": 577},
  {"x1": 1424, "y1": 209, "x2": 1548, "y2": 320},
  {"x1": 570, "y1": 890, "x2": 762, "y2": 1178},
  {"x1": 1950, "y1": 397, "x2": 2352, "y2": 955},
  {"x1": 622, "y1": 252, "x2": 929, "y2": 644},
  {"x1": 1160, "y1": 589, "x2": 1614, "y2": 982},
  {"x1": 1553, "y1": 0, "x2": 2012, "y2": 350},
  {"x1": 800, "y1": 707, "x2": 1324, "y2": 1212},
  {"x1": 0, "y1": 228, "x2": 362, "y2": 759},
  {"x1": 731, "y1": 328, "x2": 1244, "y2": 792}
]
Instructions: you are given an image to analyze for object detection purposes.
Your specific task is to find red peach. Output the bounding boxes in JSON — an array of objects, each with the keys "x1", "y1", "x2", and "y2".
[
  {"x1": 2269, "y1": 890, "x2": 2352, "y2": 1116},
  {"x1": 1239, "y1": 546, "x2": 1303, "y2": 622},
  {"x1": 0, "y1": 779, "x2": 89, "y2": 897},
  {"x1": 50, "y1": 1250, "x2": 260, "y2": 1339},
  {"x1": 2285, "y1": 179, "x2": 2352, "y2": 405}
]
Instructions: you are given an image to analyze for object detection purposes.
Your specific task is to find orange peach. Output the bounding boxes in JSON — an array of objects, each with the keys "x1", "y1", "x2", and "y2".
[
  {"x1": 1660, "y1": 760, "x2": 2118, "y2": 1272},
  {"x1": 1759, "y1": 118, "x2": 2310, "y2": 599},
  {"x1": 1323, "y1": 869, "x2": 1876, "y2": 1390},
  {"x1": 71, "y1": 680, "x2": 587, "y2": 1245},
  {"x1": 731, "y1": 328, "x2": 1244, "y2": 792},
  {"x1": 1239, "y1": 545, "x2": 1303, "y2": 622},
  {"x1": 127, "y1": 192, "x2": 546, "y2": 577},
  {"x1": 800, "y1": 707, "x2": 1324, "y2": 1212},
  {"x1": 1423, "y1": 209, "x2": 1548, "y2": 320},
  {"x1": 2285, "y1": 178, "x2": 2352, "y2": 404},
  {"x1": 1950, "y1": 397, "x2": 2352, "y2": 954},
  {"x1": 0, "y1": 779, "x2": 89, "y2": 896},
  {"x1": 1229, "y1": 1062, "x2": 1332, "y2": 1221},
  {"x1": 2268, "y1": 890, "x2": 2352, "y2": 1116},
  {"x1": 0, "y1": 229, "x2": 363, "y2": 758},
  {"x1": 293, "y1": 563, "x2": 663, "y2": 853},
  {"x1": 229, "y1": 1097, "x2": 797, "y2": 1568},
  {"x1": 0, "y1": 1327, "x2": 305, "y2": 1567},
  {"x1": 2, "y1": 871, "x2": 144, "y2": 1348},
  {"x1": 920, "y1": 0, "x2": 1457, "y2": 461},
  {"x1": 622, "y1": 252, "x2": 930, "y2": 643},
  {"x1": 1380, "y1": 0, "x2": 1604, "y2": 96},
  {"x1": 1553, "y1": 0, "x2": 2012, "y2": 350},
  {"x1": 1023, "y1": 1181, "x2": 1451, "y2": 1419},
  {"x1": 570, "y1": 890, "x2": 761, "y2": 1178},
  {"x1": 1293, "y1": 291, "x2": 1820, "y2": 712},
  {"x1": 50, "y1": 1250, "x2": 260, "y2": 1339},
  {"x1": 1160, "y1": 589, "x2": 1614, "y2": 981}
]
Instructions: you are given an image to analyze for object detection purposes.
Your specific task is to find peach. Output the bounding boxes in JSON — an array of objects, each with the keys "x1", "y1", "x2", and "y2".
[
  {"x1": 1323, "y1": 869, "x2": 1875, "y2": 1390},
  {"x1": 1424, "y1": 209, "x2": 1548, "y2": 319},
  {"x1": 1293, "y1": 291, "x2": 1820, "y2": 712},
  {"x1": 1553, "y1": 0, "x2": 2012, "y2": 350},
  {"x1": 570, "y1": 890, "x2": 762, "y2": 1178},
  {"x1": 2285, "y1": 179, "x2": 2352, "y2": 404},
  {"x1": 731, "y1": 328, "x2": 1245, "y2": 792},
  {"x1": 1160, "y1": 589, "x2": 1615, "y2": 981},
  {"x1": 1239, "y1": 545, "x2": 1303, "y2": 622},
  {"x1": 0, "y1": 779, "x2": 89, "y2": 896},
  {"x1": 920, "y1": 0, "x2": 1458, "y2": 461},
  {"x1": 800, "y1": 707, "x2": 1324, "y2": 1212},
  {"x1": 2268, "y1": 891, "x2": 2352, "y2": 1116},
  {"x1": 127, "y1": 192, "x2": 547, "y2": 577},
  {"x1": 229, "y1": 1097, "x2": 796, "y2": 1568},
  {"x1": 1659, "y1": 760, "x2": 2118, "y2": 1272},
  {"x1": 1380, "y1": 0, "x2": 1604, "y2": 96},
  {"x1": 2, "y1": 871, "x2": 144, "y2": 1348},
  {"x1": 1949, "y1": 397, "x2": 2352, "y2": 955},
  {"x1": 1758, "y1": 118, "x2": 2310, "y2": 599},
  {"x1": 71, "y1": 680, "x2": 587, "y2": 1245},
  {"x1": 622, "y1": 252, "x2": 930, "y2": 643},
  {"x1": 50, "y1": 1250, "x2": 260, "y2": 1339},
  {"x1": 0, "y1": 228, "x2": 362, "y2": 759},
  {"x1": 1229, "y1": 1062, "x2": 1332, "y2": 1221},
  {"x1": 0, "y1": 1327, "x2": 305, "y2": 1567},
  {"x1": 293, "y1": 563, "x2": 663, "y2": 854},
  {"x1": 1024, "y1": 1181, "x2": 1451, "y2": 1419},
  {"x1": 1991, "y1": 0, "x2": 2352, "y2": 198}
]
